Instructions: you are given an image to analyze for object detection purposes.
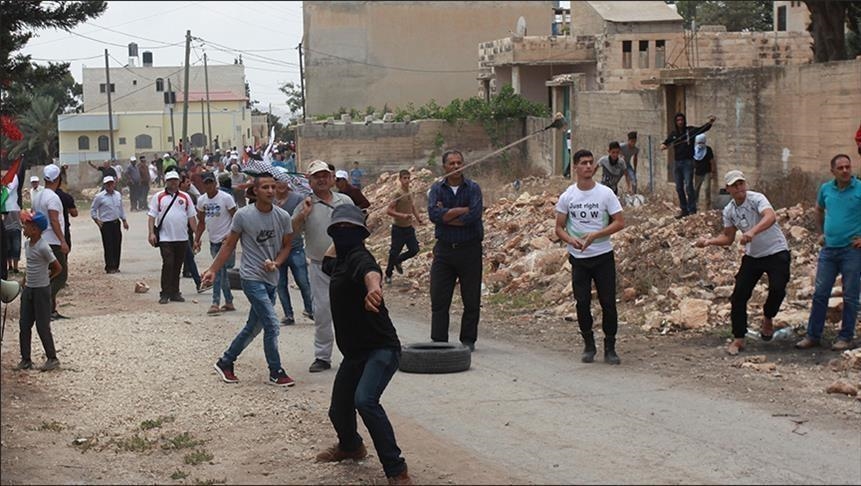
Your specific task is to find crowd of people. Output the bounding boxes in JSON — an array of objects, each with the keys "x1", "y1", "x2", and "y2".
[{"x1": 1, "y1": 119, "x2": 859, "y2": 485}]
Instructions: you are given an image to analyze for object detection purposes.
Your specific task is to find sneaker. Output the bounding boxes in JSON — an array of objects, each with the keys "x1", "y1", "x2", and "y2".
[
  {"x1": 384, "y1": 275, "x2": 392, "y2": 285},
  {"x1": 309, "y1": 359, "x2": 331, "y2": 373},
  {"x1": 159, "y1": 296, "x2": 170, "y2": 304},
  {"x1": 281, "y1": 316, "x2": 295, "y2": 326},
  {"x1": 170, "y1": 294, "x2": 185, "y2": 302},
  {"x1": 394, "y1": 262, "x2": 403, "y2": 275},
  {"x1": 40, "y1": 358, "x2": 60, "y2": 371},
  {"x1": 832, "y1": 339, "x2": 853, "y2": 351},
  {"x1": 302, "y1": 310, "x2": 314, "y2": 320},
  {"x1": 795, "y1": 336, "x2": 820, "y2": 350},
  {"x1": 268, "y1": 368, "x2": 296, "y2": 387},
  {"x1": 315, "y1": 443, "x2": 367, "y2": 462},
  {"x1": 14, "y1": 360, "x2": 33, "y2": 371},
  {"x1": 214, "y1": 360, "x2": 239, "y2": 383},
  {"x1": 388, "y1": 467, "x2": 413, "y2": 486}
]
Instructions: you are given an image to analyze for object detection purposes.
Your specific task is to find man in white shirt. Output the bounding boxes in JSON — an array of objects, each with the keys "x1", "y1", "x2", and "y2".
[
  {"x1": 194, "y1": 171, "x2": 238, "y2": 315},
  {"x1": 148, "y1": 170, "x2": 197, "y2": 304},
  {"x1": 31, "y1": 164, "x2": 70, "y2": 320},
  {"x1": 555, "y1": 149, "x2": 625, "y2": 365},
  {"x1": 91, "y1": 176, "x2": 128, "y2": 273}
]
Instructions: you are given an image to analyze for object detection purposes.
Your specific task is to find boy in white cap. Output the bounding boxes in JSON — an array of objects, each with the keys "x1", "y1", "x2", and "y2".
[{"x1": 695, "y1": 170, "x2": 790, "y2": 355}]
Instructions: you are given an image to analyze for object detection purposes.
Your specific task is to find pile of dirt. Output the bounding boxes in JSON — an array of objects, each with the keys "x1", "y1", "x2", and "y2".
[{"x1": 361, "y1": 170, "x2": 843, "y2": 336}]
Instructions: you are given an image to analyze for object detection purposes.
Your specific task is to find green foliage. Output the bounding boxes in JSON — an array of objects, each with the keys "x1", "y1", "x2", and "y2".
[
  {"x1": 139, "y1": 415, "x2": 175, "y2": 431},
  {"x1": 114, "y1": 434, "x2": 156, "y2": 453},
  {"x1": 170, "y1": 470, "x2": 189, "y2": 480},
  {"x1": 670, "y1": 1, "x2": 773, "y2": 31},
  {"x1": 162, "y1": 432, "x2": 204, "y2": 450},
  {"x1": 278, "y1": 81, "x2": 304, "y2": 122},
  {"x1": 183, "y1": 449, "x2": 214, "y2": 465},
  {"x1": 38, "y1": 420, "x2": 65, "y2": 432},
  {"x1": 8, "y1": 95, "x2": 59, "y2": 163}
]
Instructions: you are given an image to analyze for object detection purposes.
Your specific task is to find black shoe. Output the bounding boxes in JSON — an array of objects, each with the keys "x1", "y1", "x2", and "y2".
[
  {"x1": 302, "y1": 310, "x2": 314, "y2": 320},
  {"x1": 461, "y1": 341, "x2": 475, "y2": 352},
  {"x1": 50, "y1": 311, "x2": 69, "y2": 320},
  {"x1": 14, "y1": 360, "x2": 33, "y2": 371},
  {"x1": 384, "y1": 275, "x2": 392, "y2": 285},
  {"x1": 170, "y1": 295, "x2": 185, "y2": 302},
  {"x1": 581, "y1": 333, "x2": 596, "y2": 363},
  {"x1": 604, "y1": 336, "x2": 621, "y2": 365},
  {"x1": 281, "y1": 316, "x2": 295, "y2": 326},
  {"x1": 394, "y1": 262, "x2": 403, "y2": 275},
  {"x1": 159, "y1": 296, "x2": 170, "y2": 304},
  {"x1": 309, "y1": 359, "x2": 331, "y2": 373}
]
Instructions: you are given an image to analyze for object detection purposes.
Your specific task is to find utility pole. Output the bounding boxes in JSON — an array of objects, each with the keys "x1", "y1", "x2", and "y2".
[
  {"x1": 297, "y1": 42, "x2": 306, "y2": 122},
  {"x1": 104, "y1": 49, "x2": 116, "y2": 160},
  {"x1": 201, "y1": 98, "x2": 205, "y2": 151},
  {"x1": 204, "y1": 52, "x2": 213, "y2": 152},
  {"x1": 181, "y1": 29, "x2": 191, "y2": 152},
  {"x1": 167, "y1": 78, "x2": 176, "y2": 151}
]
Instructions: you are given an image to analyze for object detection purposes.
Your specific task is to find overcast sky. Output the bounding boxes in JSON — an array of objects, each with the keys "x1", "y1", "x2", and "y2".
[{"x1": 21, "y1": 1, "x2": 304, "y2": 118}]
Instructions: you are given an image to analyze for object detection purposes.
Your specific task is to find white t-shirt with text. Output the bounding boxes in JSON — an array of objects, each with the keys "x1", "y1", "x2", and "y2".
[
  {"x1": 555, "y1": 183, "x2": 622, "y2": 259},
  {"x1": 196, "y1": 190, "x2": 237, "y2": 243},
  {"x1": 721, "y1": 190, "x2": 788, "y2": 258}
]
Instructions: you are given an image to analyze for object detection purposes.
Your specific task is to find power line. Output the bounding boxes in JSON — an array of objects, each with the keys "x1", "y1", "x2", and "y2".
[
  {"x1": 66, "y1": 29, "x2": 182, "y2": 50},
  {"x1": 193, "y1": 36, "x2": 300, "y2": 68},
  {"x1": 31, "y1": 54, "x2": 103, "y2": 62}
]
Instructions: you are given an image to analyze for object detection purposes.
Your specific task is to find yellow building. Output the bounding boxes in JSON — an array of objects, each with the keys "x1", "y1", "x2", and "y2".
[{"x1": 58, "y1": 50, "x2": 251, "y2": 165}]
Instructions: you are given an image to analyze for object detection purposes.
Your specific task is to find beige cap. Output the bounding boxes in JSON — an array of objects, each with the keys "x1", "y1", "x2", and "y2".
[
  {"x1": 724, "y1": 170, "x2": 746, "y2": 186},
  {"x1": 307, "y1": 160, "x2": 331, "y2": 175}
]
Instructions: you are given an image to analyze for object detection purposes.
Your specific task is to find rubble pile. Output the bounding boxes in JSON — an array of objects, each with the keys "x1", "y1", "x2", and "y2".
[{"x1": 360, "y1": 172, "x2": 840, "y2": 335}]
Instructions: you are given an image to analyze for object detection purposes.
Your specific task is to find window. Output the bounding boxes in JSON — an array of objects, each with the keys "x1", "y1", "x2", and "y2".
[
  {"x1": 622, "y1": 41, "x2": 632, "y2": 69},
  {"x1": 98, "y1": 135, "x2": 109, "y2": 152},
  {"x1": 638, "y1": 40, "x2": 649, "y2": 69},
  {"x1": 99, "y1": 83, "x2": 115, "y2": 93},
  {"x1": 777, "y1": 6, "x2": 787, "y2": 31},
  {"x1": 77, "y1": 136, "x2": 89, "y2": 150},
  {"x1": 118, "y1": 137, "x2": 126, "y2": 145},
  {"x1": 655, "y1": 40, "x2": 666, "y2": 68},
  {"x1": 155, "y1": 78, "x2": 164, "y2": 92},
  {"x1": 132, "y1": 80, "x2": 137, "y2": 86},
  {"x1": 135, "y1": 134, "x2": 153, "y2": 149}
]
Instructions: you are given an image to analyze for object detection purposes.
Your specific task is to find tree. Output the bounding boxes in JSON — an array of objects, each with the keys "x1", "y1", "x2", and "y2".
[
  {"x1": 0, "y1": 1, "x2": 107, "y2": 114},
  {"x1": 278, "y1": 81, "x2": 304, "y2": 122},
  {"x1": 10, "y1": 96, "x2": 59, "y2": 164},
  {"x1": 804, "y1": 1, "x2": 861, "y2": 62},
  {"x1": 671, "y1": 1, "x2": 773, "y2": 32}
]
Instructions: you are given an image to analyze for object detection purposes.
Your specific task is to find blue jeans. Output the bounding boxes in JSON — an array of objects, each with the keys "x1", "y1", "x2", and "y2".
[
  {"x1": 329, "y1": 347, "x2": 406, "y2": 478},
  {"x1": 805, "y1": 246, "x2": 861, "y2": 341},
  {"x1": 277, "y1": 247, "x2": 314, "y2": 319},
  {"x1": 210, "y1": 241, "x2": 235, "y2": 306},
  {"x1": 221, "y1": 280, "x2": 282, "y2": 373},
  {"x1": 673, "y1": 159, "x2": 696, "y2": 215}
]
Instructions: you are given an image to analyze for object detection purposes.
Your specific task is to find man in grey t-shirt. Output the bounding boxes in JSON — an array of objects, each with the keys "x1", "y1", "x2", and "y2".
[
  {"x1": 619, "y1": 132, "x2": 639, "y2": 194},
  {"x1": 202, "y1": 172, "x2": 297, "y2": 387},
  {"x1": 695, "y1": 170, "x2": 790, "y2": 355}
]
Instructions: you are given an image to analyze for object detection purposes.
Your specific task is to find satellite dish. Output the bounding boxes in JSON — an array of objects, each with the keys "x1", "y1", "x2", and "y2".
[{"x1": 515, "y1": 16, "x2": 527, "y2": 37}]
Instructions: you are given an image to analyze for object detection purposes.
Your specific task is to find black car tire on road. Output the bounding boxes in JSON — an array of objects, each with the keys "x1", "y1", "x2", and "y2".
[{"x1": 399, "y1": 342, "x2": 471, "y2": 374}]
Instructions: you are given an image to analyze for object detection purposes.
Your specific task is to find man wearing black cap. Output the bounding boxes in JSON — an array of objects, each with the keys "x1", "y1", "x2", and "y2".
[{"x1": 316, "y1": 204, "x2": 411, "y2": 485}]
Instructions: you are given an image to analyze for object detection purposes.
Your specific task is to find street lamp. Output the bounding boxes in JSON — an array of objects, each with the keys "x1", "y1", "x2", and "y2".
[{"x1": 145, "y1": 125, "x2": 163, "y2": 152}]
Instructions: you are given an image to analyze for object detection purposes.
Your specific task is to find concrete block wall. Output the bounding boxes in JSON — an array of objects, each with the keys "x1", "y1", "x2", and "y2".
[
  {"x1": 693, "y1": 31, "x2": 813, "y2": 68},
  {"x1": 295, "y1": 119, "x2": 526, "y2": 178}
]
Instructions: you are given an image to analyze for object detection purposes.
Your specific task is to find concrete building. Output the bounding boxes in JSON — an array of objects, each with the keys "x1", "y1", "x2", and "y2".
[
  {"x1": 302, "y1": 0, "x2": 553, "y2": 117},
  {"x1": 774, "y1": 0, "x2": 811, "y2": 32},
  {"x1": 57, "y1": 48, "x2": 251, "y2": 165}
]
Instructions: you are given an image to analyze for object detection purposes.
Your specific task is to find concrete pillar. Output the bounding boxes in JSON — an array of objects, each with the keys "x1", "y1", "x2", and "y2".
[{"x1": 512, "y1": 65, "x2": 521, "y2": 94}]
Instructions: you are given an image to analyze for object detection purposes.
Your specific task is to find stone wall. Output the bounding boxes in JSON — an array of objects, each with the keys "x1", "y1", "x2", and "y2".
[{"x1": 295, "y1": 119, "x2": 527, "y2": 177}]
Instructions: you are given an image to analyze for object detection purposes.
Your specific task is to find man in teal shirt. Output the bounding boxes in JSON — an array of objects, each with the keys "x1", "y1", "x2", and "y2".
[{"x1": 797, "y1": 154, "x2": 861, "y2": 351}]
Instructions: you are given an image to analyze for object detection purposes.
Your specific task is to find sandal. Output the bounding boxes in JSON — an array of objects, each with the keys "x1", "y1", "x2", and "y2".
[
  {"x1": 207, "y1": 305, "x2": 221, "y2": 315},
  {"x1": 221, "y1": 303, "x2": 236, "y2": 312},
  {"x1": 726, "y1": 339, "x2": 745, "y2": 356}
]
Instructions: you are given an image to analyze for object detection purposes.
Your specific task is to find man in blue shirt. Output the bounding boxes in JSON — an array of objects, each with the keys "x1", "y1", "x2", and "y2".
[
  {"x1": 349, "y1": 161, "x2": 364, "y2": 190},
  {"x1": 427, "y1": 150, "x2": 483, "y2": 351},
  {"x1": 797, "y1": 154, "x2": 861, "y2": 351}
]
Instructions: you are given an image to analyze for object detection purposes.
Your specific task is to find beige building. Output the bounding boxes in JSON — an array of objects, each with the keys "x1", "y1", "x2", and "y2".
[
  {"x1": 303, "y1": 0, "x2": 553, "y2": 117},
  {"x1": 58, "y1": 49, "x2": 251, "y2": 165},
  {"x1": 774, "y1": 0, "x2": 810, "y2": 32}
]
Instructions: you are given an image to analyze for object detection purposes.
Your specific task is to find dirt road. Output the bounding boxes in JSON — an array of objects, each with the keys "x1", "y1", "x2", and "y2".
[{"x1": 1, "y1": 207, "x2": 859, "y2": 485}]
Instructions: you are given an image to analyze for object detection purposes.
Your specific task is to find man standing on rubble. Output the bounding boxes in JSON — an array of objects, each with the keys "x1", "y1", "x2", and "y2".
[
  {"x1": 661, "y1": 113, "x2": 716, "y2": 218},
  {"x1": 796, "y1": 154, "x2": 861, "y2": 352},
  {"x1": 696, "y1": 170, "x2": 790, "y2": 355},
  {"x1": 555, "y1": 149, "x2": 625, "y2": 365},
  {"x1": 428, "y1": 150, "x2": 483, "y2": 351}
]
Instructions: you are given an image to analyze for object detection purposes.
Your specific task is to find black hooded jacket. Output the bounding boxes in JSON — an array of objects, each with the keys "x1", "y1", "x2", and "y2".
[{"x1": 663, "y1": 113, "x2": 713, "y2": 161}]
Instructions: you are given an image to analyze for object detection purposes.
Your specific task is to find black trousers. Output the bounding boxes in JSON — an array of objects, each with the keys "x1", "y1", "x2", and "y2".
[
  {"x1": 159, "y1": 241, "x2": 187, "y2": 298},
  {"x1": 19, "y1": 286, "x2": 56, "y2": 361},
  {"x1": 49, "y1": 244, "x2": 68, "y2": 312},
  {"x1": 570, "y1": 251, "x2": 618, "y2": 338},
  {"x1": 100, "y1": 219, "x2": 122, "y2": 271},
  {"x1": 430, "y1": 240, "x2": 482, "y2": 345},
  {"x1": 385, "y1": 225, "x2": 420, "y2": 276},
  {"x1": 731, "y1": 250, "x2": 791, "y2": 338}
]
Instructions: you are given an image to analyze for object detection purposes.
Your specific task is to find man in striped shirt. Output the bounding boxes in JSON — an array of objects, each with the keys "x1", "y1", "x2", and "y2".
[{"x1": 91, "y1": 175, "x2": 128, "y2": 274}]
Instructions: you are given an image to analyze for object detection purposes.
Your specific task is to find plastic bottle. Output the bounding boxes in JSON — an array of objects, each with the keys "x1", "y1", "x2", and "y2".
[{"x1": 772, "y1": 327, "x2": 795, "y2": 341}]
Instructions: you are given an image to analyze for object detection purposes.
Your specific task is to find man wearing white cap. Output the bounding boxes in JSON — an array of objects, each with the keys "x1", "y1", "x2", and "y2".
[
  {"x1": 32, "y1": 164, "x2": 70, "y2": 320},
  {"x1": 124, "y1": 156, "x2": 143, "y2": 211},
  {"x1": 291, "y1": 160, "x2": 355, "y2": 372},
  {"x1": 29, "y1": 175, "x2": 43, "y2": 200},
  {"x1": 148, "y1": 170, "x2": 197, "y2": 304},
  {"x1": 334, "y1": 170, "x2": 370, "y2": 209},
  {"x1": 91, "y1": 176, "x2": 128, "y2": 273},
  {"x1": 695, "y1": 170, "x2": 790, "y2": 355}
]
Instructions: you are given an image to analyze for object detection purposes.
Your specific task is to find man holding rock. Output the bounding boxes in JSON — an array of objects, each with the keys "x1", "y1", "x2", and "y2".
[
  {"x1": 696, "y1": 170, "x2": 790, "y2": 355},
  {"x1": 555, "y1": 149, "x2": 625, "y2": 364}
]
